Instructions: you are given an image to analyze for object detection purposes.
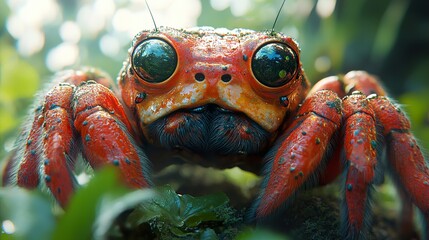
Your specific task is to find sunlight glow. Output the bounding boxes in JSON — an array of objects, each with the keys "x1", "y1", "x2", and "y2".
[
  {"x1": 6, "y1": 0, "x2": 203, "y2": 62},
  {"x1": 316, "y1": 0, "x2": 336, "y2": 18},
  {"x1": 14, "y1": 0, "x2": 60, "y2": 27},
  {"x1": 94, "y1": 0, "x2": 116, "y2": 18},
  {"x1": 6, "y1": 15, "x2": 25, "y2": 39},
  {"x1": 209, "y1": 0, "x2": 252, "y2": 17},
  {"x1": 76, "y1": 172, "x2": 91, "y2": 185},
  {"x1": 100, "y1": 34, "x2": 122, "y2": 58},
  {"x1": 290, "y1": 0, "x2": 314, "y2": 20},
  {"x1": 77, "y1": 5, "x2": 107, "y2": 37},
  {"x1": 6, "y1": 0, "x2": 60, "y2": 56},
  {"x1": 112, "y1": 8, "x2": 134, "y2": 32},
  {"x1": 314, "y1": 55, "x2": 332, "y2": 73},
  {"x1": 2, "y1": 220, "x2": 16, "y2": 234},
  {"x1": 17, "y1": 29, "x2": 45, "y2": 56},
  {"x1": 60, "y1": 21, "x2": 81, "y2": 44},
  {"x1": 210, "y1": 0, "x2": 230, "y2": 11},
  {"x1": 46, "y1": 43, "x2": 79, "y2": 71},
  {"x1": 230, "y1": 0, "x2": 252, "y2": 17}
]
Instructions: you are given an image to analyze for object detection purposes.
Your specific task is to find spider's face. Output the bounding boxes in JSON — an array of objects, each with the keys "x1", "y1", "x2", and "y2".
[{"x1": 120, "y1": 27, "x2": 309, "y2": 154}]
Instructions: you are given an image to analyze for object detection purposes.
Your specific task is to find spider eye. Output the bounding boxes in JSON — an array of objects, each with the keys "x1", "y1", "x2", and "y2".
[
  {"x1": 132, "y1": 38, "x2": 177, "y2": 83},
  {"x1": 251, "y1": 42, "x2": 298, "y2": 87}
]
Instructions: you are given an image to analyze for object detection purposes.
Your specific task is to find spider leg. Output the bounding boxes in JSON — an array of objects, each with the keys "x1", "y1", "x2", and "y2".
[
  {"x1": 1, "y1": 152, "x2": 15, "y2": 186},
  {"x1": 369, "y1": 95, "x2": 429, "y2": 231},
  {"x1": 40, "y1": 84, "x2": 78, "y2": 206},
  {"x1": 253, "y1": 90, "x2": 342, "y2": 218},
  {"x1": 342, "y1": 71, "x2": 429, "y2": 238},
  {"x1": 341, "y1": 92, "x2": 378, "y2": 238},
  {"x1": 2, "y1": 83, "x2": 78, "y2": 207},
  {"x1": 304, "y1": 71, "x2": 424, "y2": 238},
  {"x1": 11, "y1": 109, "x2": 44, "y2": 189},
  {"x1": 311, "y1": 76, "x2": 380, "y2": 238},
  {"x1": 309, "y1": 70, "x2": 387, "y2": 98},
  {"x1": 397, "y1": 187, "x2": 421, "y2": 239},
  {"x1": 314, "y1": 71, "x2": 429, "y2": 237},
  {"x1": 72, "y1": 81, "x2": 151, "y2": 189},
  {"x1": 2, "y1": 69, "x2": 151, "y2": 208}
]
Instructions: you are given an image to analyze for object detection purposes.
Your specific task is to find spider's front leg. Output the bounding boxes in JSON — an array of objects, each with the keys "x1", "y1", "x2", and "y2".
[
  {"x1": 72, "y1": 81, "x2": 151, "y2": 188},
  {"x1": 254, "y1": 89, "x2": 343, "y2": 217},
  {"x1": 2, "y1": 70, "x2": 151, "y2": 207}
]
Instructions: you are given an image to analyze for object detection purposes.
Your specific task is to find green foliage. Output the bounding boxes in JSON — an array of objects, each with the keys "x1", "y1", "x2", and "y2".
[
  {"x1": 125, "y1": 185, "x2": 241, "y2": 239},
  {"x1": 1, "y1": 168, "x2": 285, "y2": 240},
  {"x1": 0, "y1": 188, "x2": 55, "y2": 240},
  {"x1": 0, "y1": 168, "x2": 154, "y2": 240},
  {"x1": 0, "y1": 43, "x2": 40, "y2": 137},
  {"x1": 52, "y1": 167, "x2": 154, "y2": 240},
  {"x1": 400, "y1": 91, "x2": 429, "y2": 149},
  {"x1": 0, "y1": 46, "x2": 40, "y2": 101},
  {"x1": 0, "y1": 163, "x2": 407, "y2": 239}
]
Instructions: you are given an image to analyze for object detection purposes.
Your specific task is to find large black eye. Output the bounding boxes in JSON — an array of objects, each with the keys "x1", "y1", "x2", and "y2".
[
  {"x1": 132, "y1": 39, "x2": 177, "y2": 83},
  {"x1": 252, "y1": 43, "x2": 298, "y2": 87}
]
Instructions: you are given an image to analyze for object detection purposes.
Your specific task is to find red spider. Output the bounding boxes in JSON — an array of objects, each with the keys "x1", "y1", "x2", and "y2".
[{"x1": 2, "y1": 27, "x2": 428, "y2": 238}]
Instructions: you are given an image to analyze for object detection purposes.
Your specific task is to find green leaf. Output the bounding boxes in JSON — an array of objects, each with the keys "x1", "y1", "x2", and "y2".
[
  {"x1": 181, "y1": 193, "x2": 229, "y2": 227},
  {"x1": 52, "y1": 167, "x2": 153, "y2": 240},
  {"x1": 127, "y1": 185, "x2": 182, "y2": 227},
  {"x1": 127, "y1": 185, "x2": 231, "y2": 238},
  {"x1": 0, "y1": 188, "x2": 55, "y2": 240},
  {"x1": 93, "y1": 190, "x2": 154, "y2": 239}
]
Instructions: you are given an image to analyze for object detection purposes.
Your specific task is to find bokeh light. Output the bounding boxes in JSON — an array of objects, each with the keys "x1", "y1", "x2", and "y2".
[
  {"x1": 316, "y1": 0, "x2": 336, "y2": 18},
  {"x1": 6, "y1": 0, "x2": 60, "y2": 56},
  {"x1": 5, "y1": 0, "x2": 202, "y2": 71},
  {"x1": 46, "y1": 42, "x2": 79, "y2": 71},
  {"x1": 2, "y1": 220, "x2": 16, "y2": 234}
]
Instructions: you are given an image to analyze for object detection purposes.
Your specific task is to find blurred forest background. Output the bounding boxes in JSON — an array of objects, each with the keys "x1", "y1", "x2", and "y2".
[
  {"x1": 1, "y1": 0, "x2": 429, "y2": 161},
  {"x1": 0, "y1": 0, "x2": 429, "y2": 239}
]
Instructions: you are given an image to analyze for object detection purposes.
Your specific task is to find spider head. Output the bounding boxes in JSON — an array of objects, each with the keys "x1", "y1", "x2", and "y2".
[{"x1": 119, "y1": 27, "x2": 310, "y2": 155}]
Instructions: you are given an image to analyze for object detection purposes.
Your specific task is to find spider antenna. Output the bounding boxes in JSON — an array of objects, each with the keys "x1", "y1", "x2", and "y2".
[
  {"x1": 145, "y1": 0, "x2": 158, "y2": 31},
  {"x1": 271, "y1": 0, "x2": 286, "y2": 35}
]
